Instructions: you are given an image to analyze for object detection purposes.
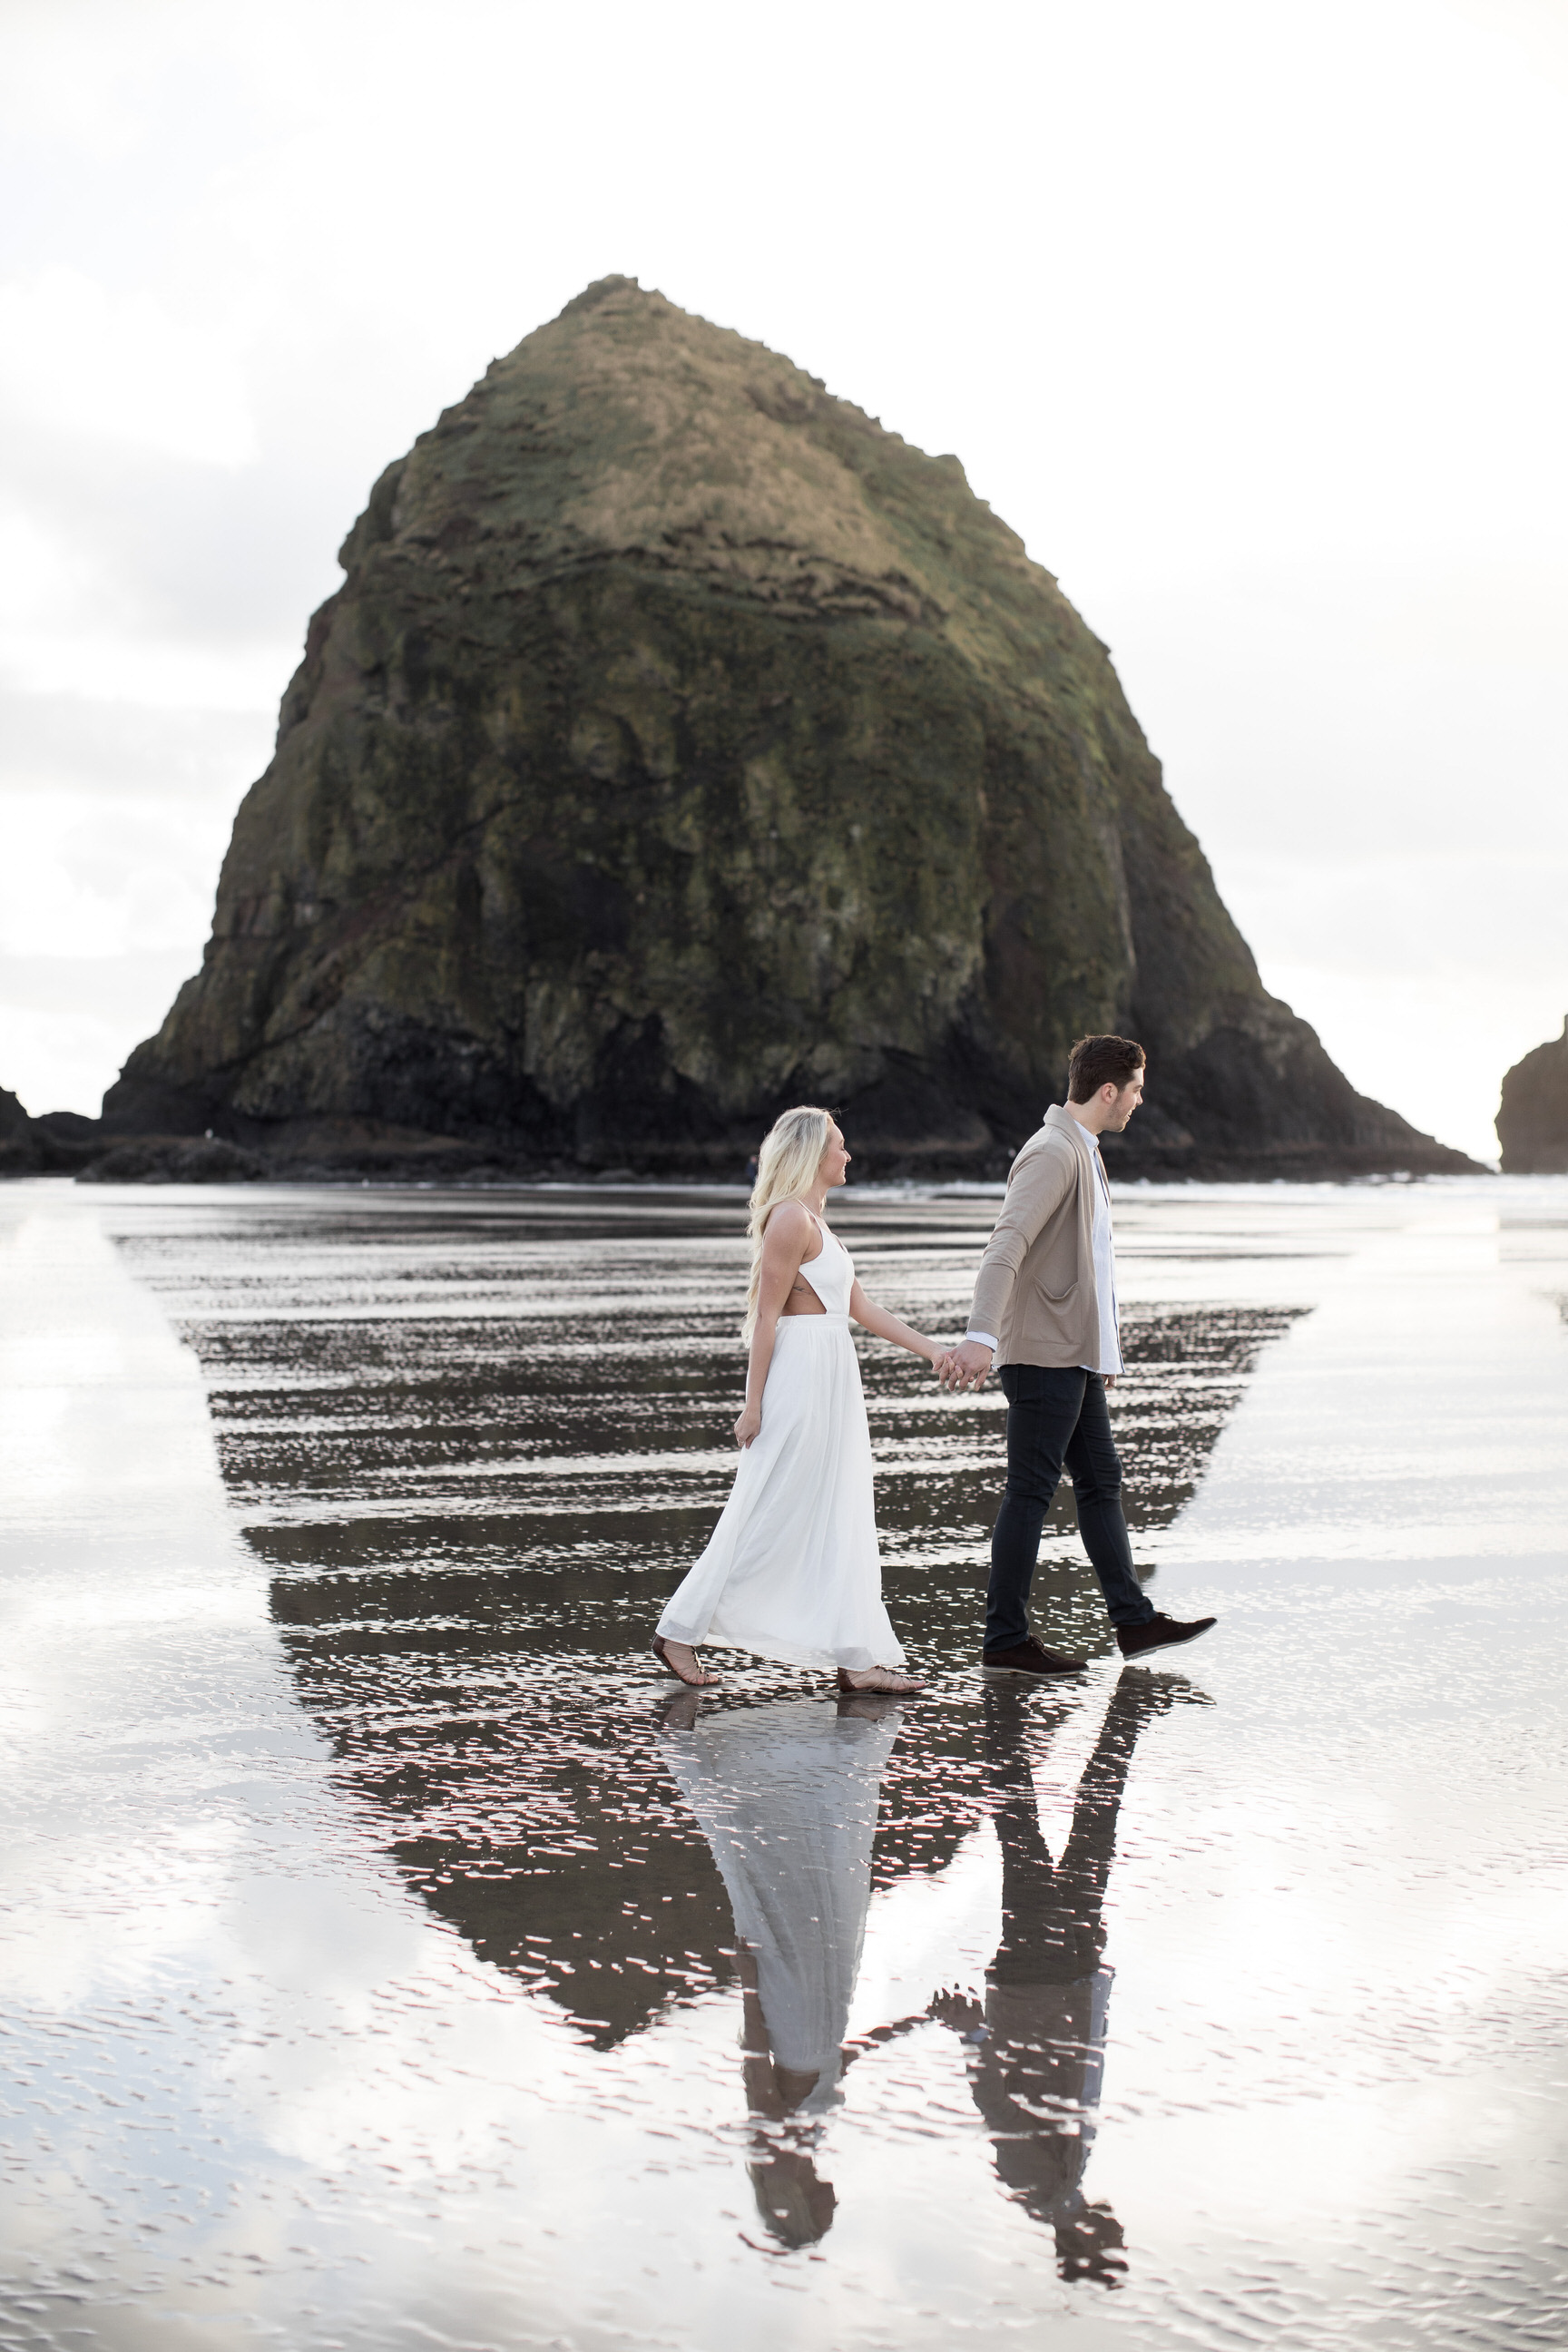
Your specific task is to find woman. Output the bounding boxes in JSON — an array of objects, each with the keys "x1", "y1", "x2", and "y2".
[{"x1": 652, "y1": 1105, "x2": 942, "y2": 1692}]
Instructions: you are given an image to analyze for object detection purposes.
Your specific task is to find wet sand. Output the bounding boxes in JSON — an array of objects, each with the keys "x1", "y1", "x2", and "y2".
[{"x1": 1, "y1": 1175, "x2": 1565, "y2": 2350}]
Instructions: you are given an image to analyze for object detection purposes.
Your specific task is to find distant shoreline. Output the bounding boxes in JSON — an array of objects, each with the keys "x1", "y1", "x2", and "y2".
[{"x1": 11, "y1": 1168, "x2": 1553, "y2": 1201}]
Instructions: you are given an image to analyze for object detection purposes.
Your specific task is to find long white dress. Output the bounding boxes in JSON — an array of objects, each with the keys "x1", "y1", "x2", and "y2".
[
  {"x1": 655, "y1": 1224, "x2": 906, "y2": 1672},
  {"x1": 661, "y1": 1696, "x2": 900, "y2": 2109}
]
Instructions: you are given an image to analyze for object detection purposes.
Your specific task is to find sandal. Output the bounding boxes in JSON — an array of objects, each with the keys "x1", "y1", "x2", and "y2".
[
  {"x1": 836, "y1": 1666, "x2": 926, "y2": 1695},
  {"x1": 652, "y1": 1633, "x2": 718, "y2": 1689}
]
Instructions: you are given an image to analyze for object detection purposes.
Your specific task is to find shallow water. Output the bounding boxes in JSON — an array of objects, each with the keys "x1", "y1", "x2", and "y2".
[{"x1": 2, "y1": 1174, "x2": 1565, "y2": 2350}]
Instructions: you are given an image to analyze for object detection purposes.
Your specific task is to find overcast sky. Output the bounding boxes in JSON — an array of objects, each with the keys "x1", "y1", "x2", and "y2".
[{"x1": 3, "y1": 0, "x2": 1565, "y2": 1161}]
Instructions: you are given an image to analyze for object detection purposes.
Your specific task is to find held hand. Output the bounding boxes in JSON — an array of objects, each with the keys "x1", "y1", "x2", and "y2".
[
  {"x1": 734, "y1": 1401, "x2": 762, "y2": 1449},
  {"x1": 940, "y1": 1338, "x2": 994, "y2": 1393}
]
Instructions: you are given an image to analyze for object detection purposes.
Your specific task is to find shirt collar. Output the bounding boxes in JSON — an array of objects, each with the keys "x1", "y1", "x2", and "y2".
[{"x1": 1044, "y1": 1102, "x2": 1095, "y2": 1157}]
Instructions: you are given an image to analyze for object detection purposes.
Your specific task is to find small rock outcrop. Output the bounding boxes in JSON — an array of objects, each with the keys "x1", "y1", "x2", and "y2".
[
  {"x1": 0, "y1": 1086, "x2": 34, "y2": 1175},
  {"x1": 77, "y1": 1136, "x2": 270, "y2": 1185},
  {"x1": 101, "y1": 277, "x2": 1475, "y2": 1180},
  {"x1": 1496, "y1": 1020, "x2": 1568, "y2": 1172},
  {"x1": 0, "y1": 1092, "x2": 106, "y2": 1177}
]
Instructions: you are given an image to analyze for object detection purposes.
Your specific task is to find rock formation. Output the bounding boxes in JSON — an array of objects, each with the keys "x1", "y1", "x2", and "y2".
[
  {"x1": 102, "y1": 278, "x2": 1474, "y2": 1179},
  {"x1": 1496, "y1": 1019, "x2": 1568, "y2": 1172},
  {"x1": 0, "y1": 1090, "x2": 105, "y2": 1177},
  {"x1": 0, "y1": 1083, "x2": 267, "y2": 1181},
  {"x1": 78, "y1": 1136, "x2": 269, "y2": 1184},
  {"x1": 0, "y1": 1086, "x2": 34, "y2": 1176}
]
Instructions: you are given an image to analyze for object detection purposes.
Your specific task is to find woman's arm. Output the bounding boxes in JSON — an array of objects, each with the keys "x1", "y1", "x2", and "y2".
[
  {"x1": 735, "y1": 1203, "x2": 812, "y2": 1446},
  {"x1": 848, "y1": 1279, "x2": 945, "y2": 1366}
]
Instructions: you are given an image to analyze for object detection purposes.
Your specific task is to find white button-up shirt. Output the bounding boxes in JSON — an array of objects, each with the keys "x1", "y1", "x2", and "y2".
[{"x1": 1082, "y1": 1146, "x2": 1123, "y2": 1377}]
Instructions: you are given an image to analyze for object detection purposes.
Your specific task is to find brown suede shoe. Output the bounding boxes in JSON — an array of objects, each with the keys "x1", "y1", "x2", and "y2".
[
  {"x1": 981, "y1": 1636, "x2": 1087, "y2": 1678},
  {"x1": 1116, "y1": 1611, "x2": 1217, "y2": 1660}
]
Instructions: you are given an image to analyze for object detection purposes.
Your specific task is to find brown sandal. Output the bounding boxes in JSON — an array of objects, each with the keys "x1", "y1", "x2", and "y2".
[
  {"x1": 837, "y1": 1666, "x2": 926, "y2": 1695},
  {"x1": 652, "y1": 1634, "x2": 718, "y2": 1689}
]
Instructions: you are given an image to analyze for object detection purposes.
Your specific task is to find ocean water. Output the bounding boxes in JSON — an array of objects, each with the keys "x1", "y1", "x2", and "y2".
[{"x1": 1, "y1": 1173, "x2": 1565, "y2": 2351}]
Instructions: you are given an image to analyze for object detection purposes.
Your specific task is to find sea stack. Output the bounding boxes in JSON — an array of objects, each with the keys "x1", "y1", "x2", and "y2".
[
  {"x1": 1496, "y1": 1020, "x2": 1568, "y2": 1172},
  {"x1": 103, "y1": 277, "x2": 1474, "y2": 1178}
]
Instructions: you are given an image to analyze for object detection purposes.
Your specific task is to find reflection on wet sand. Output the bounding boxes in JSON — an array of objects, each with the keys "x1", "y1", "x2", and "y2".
[
  {"x1": 196, "y1": 1213, "x2": 1295, "y2": 2056},
  {"x1": 662, "y1": 1690, "x2": 917, "y2": 2248},
  {"x1": 660, "y1": 1671, "x2": 1195, "y2": 2270},
  {"x1": 223, "y1": 1264, "x2": 1290, "y2": 2048},
  {"x1": 7, "y1": 1182, "x2": 1564, "y2": 2351},
  {"x1": 132, "y1": 1194, "x2": 1280, "y2": 2277},
  {"x1": 940, "y1": 1677, "x2": 1207, "y2": 2285}
]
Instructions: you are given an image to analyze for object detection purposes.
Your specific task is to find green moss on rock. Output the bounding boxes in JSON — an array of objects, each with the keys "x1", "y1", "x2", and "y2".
[{"x1": 103, "y1": 277, "x2": 1473, "y2": 1177}]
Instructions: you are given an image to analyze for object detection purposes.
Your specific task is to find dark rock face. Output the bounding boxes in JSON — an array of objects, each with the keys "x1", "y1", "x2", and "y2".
[
  {"x1": 77, "y1": 1136, "x2": 270, "y2": 1185},
  {"x1": 1496, "y1": 1020, "x2": 1568, "y2": 1172},
  {"x1": 0, "y1": 1086, "x2": 38, "y2": 1176},
  {"x1": 0, "y1": 1091, "x2": 106, "y2": 1177},
  {"x1": 102, "y1": 278, "x2": 1475, "y2": 1180}
]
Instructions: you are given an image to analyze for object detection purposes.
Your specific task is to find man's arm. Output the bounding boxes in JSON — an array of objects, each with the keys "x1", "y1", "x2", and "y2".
[{"x1": 941, "y1": 1143, "x2": 1073, "y2": 1391}]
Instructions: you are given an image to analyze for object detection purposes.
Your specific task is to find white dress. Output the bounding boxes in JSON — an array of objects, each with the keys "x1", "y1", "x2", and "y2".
[
  {"x1": 661, "y1": 1696, "x2": 900, "y2": 2109},
  {"x1": 656, "y1": 1223, "x2": 906, "y2": 1671}
]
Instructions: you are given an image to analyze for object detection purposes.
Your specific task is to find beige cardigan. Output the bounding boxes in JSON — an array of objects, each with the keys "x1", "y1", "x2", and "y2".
[{"x1": 967, "y1": 1105, "x2": 1108, "y2": 1369}]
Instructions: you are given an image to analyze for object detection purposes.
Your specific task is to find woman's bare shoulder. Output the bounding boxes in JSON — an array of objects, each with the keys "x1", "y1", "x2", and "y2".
[{"x1": 762, "y1": 1198, "x2": 814, "y2": 1245}]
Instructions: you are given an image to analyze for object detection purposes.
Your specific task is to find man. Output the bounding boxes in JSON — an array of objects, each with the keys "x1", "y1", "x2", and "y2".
[{"x1": 941, "y1": 1034, "x2": 1217, "y2": 1677}]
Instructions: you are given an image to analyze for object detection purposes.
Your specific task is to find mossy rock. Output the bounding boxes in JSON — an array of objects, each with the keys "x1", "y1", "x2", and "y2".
[{"x1": 103, "y1": 279, "x2": 1472, "y2": 1178}]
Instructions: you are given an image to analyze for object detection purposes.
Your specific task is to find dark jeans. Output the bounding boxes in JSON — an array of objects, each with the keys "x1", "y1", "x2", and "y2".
[{"x1": 985, "y1": 1366, "x2": 1154, "y2": 1651}]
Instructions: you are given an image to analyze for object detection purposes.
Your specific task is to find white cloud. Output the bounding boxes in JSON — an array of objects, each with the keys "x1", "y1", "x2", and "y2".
[
  {"x1": 0, "y1": 694, "x2": 273, "y2": 1112},
  {"x1": 0, "y1": 627, "x2": 295, "y2": 710},
  {"x1": 0, "y1": 956, "x2": 201, "y2": 1116},
  {"x1": 0, "y1": 787, "x2": 230, "y2": 958},
  {"x1": 0, "y1": 506, "x2": 93, "y2": 629},
  {"x1": 0, "y1": 267, "x2": 258, "y2": 466}
]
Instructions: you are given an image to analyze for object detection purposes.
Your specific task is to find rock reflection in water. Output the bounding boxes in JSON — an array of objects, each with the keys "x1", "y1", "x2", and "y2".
[
  {"x1": 121, "y1": 1190, "x2": 1305, "y2": 2051},
  {"x1": 5, "y1": 1182, "x2": 1561, "y2": 2352}
]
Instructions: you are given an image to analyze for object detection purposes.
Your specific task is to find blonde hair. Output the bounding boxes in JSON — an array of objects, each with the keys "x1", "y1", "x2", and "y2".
[{"x1": 742, "y1": 1105, "x2": 835, "y2": 1339}]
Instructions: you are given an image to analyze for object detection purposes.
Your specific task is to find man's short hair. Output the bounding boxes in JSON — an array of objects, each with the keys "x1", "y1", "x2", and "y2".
[{"x1": 1066, "y1": 1034, "x2": 1146, "y2": 1102}]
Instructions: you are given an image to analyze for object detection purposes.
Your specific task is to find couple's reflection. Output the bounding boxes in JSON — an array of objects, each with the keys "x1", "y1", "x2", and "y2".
[{"x1": 662, "y1": 1673, "x2": 1198, "y2": 2270}]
